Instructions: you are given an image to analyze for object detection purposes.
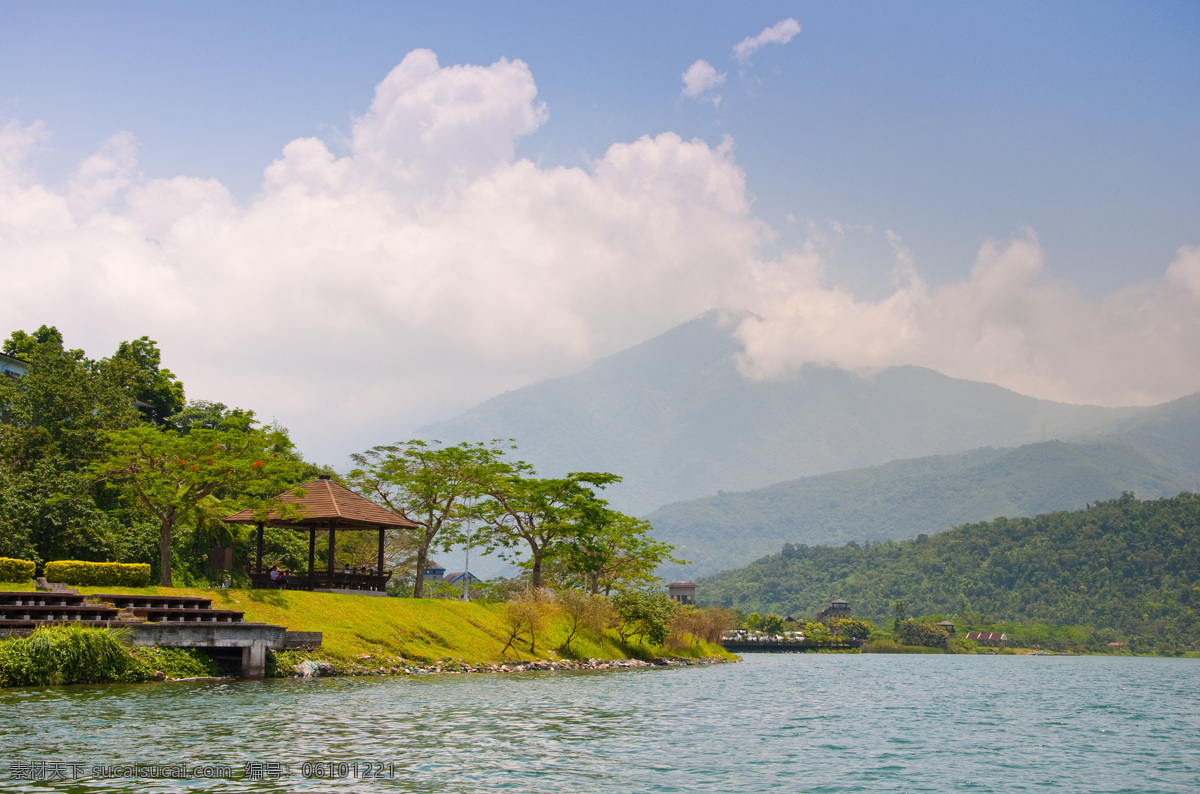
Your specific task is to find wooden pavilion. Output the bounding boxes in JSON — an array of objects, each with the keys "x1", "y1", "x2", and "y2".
[{"x1": 224, "y1": 474, "x2": 416, "y2": 592}]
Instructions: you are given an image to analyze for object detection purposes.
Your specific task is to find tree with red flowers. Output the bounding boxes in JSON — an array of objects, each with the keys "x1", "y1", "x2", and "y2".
[{"x1": 94, "y1": 412, "x2": 307, "y2": 586}]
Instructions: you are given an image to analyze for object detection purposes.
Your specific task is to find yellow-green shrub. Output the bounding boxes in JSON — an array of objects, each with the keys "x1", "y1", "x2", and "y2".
[
  {"x1": 0, "y1": 558, "x2": 36, "y2": 583},
  {"x1": 44, "y1": 561, "x2": 151, "y2": 587}
]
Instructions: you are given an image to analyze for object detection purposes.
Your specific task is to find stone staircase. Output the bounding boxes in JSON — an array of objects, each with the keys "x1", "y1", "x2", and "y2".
[{"x1": 1, "y1": 584, "x2": 320, "y2": 678}]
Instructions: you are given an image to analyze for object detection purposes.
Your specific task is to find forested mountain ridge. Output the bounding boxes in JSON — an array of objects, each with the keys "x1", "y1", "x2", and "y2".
[
  {"x1": 650, "y1": 438, "x2": 1196, "y2": 579},
  {"x1": 697, "y1": 493, "x2": 1200, "y2": 649},
  {"x1": 420, "y1": 311, "x2": 1139, "y2": 514}
]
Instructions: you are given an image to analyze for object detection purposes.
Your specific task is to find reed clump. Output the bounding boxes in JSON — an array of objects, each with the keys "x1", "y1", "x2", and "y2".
[{"x1": 0, "y1": 626, "x2": 147, "y2": 687}]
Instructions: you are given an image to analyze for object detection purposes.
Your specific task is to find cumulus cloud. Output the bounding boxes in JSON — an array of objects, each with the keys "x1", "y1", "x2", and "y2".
[
  {"x1": 733, "y1": 18, "x2": 801, "y2": 62},
  {"x1": 0, "y1": 50, "x2": 768, "y2": 462},
  {"x1": 736, "y1": 234, "x2": 1200, "y2": 407},
  {"x1": 681, "y1": 59, "x2": 725, "y2": 100},
  {"x1": 2, "y1": 48, "x2": 1199, "y2": 467}
]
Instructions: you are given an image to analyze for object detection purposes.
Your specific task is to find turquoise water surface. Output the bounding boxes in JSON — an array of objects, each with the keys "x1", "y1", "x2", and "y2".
[{"x1": 1, "y1": 654, "x2": 1197, "y2": 792}]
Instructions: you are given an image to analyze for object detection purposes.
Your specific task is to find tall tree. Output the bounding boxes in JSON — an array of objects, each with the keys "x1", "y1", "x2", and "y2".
[
  {"x1": 0, "y1": 327, "x2": 142, "y2": 564},
  {"x1": 481, "y1": 472, "x2": 620, "y2": 589},
  {"x1": 103, "y1": 336, "x2": 186, "y2": 425},
  {"x1": 94, "y1": 413, "x2": 306, "y2": 586},
  {"x1": 0, "y1": 326, "x2": 140, "y2": 471},
  {"x1": 347, "y1": 440, "x2": 507, "y2": 598},
  {"x1": 558, "y1": 509, "x2": 684, "y2": 595}
]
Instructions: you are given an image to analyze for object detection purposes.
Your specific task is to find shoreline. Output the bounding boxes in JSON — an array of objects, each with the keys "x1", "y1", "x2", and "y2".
[{"x1": 285, "y1": 654, "x2": 734, "y2": 679}]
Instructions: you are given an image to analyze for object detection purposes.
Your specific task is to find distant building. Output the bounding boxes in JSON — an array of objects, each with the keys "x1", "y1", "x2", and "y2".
[
  {"x1": 443, "y1": 571, "x2": 482, "y2": 586},
  {"x1": 965, "y1": 632, "x2": 1008, "y2": 647},
  {"x1": 424, "y1": 562, "x2": 446, "y2": 582},
  {"x1": 0, "y1": 352, "x2": 28, "y2": 380},
  {"x1": 937, "y1": 621, "x2": 955, "y2": 637},
  {"x1": 817, "y1": 599, "x2": 851, "y2": 621},
  {"x1": 667, "y1": 581, "x2": 696, "y2": 606}
]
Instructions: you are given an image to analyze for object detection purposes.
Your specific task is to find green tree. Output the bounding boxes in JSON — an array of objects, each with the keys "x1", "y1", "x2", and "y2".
[
  {"x1": 557, "y1": 509, "x2": 684, "y2": 595},
  {"x1": 103, "y1": 337, "x2": 186, "y2": 425},
  {"x1": 898, "y1": 619, "x2": 950, "y2": 648},
  {"x1": 0, "y1": 327, "x2": 143, "y2": 564},
  {"x1": 555, "y1": 588, "x2": 614, "y2": 655},
  {"x1": 759, "y1": 613, "x2": 786, "y2": 635},
  {"x1": 347, "y1": 440, "x2": 507, "y2": 598},
  {"x1": 481, "y1": 471, "x2": 620, "y2": 589},
  {"x1": 0, "y1": 327, "x2": 140, "y2": 471},
  {"x1": 830, "y1": 618, "x2": 874, "y2": 641},
  {"x1": 892, "y1": 600, "x2": 907, "y2": 632},
  {"x1": 612, "y1": 589, "x2": 678, "y2": 647},
  {"x1": 93, "y1": 413, "x2": 307, "y2": 586}
]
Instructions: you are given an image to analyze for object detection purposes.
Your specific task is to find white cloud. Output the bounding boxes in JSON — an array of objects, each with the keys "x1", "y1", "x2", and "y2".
[
  {"x1": 734, "y1": 18, "x2": 801, "y2": 63},
  {"x1": 2, "y1": 48, "x2": 1199, "y2": 468},
  {"x1": 0, "y1": 50, "x2": 768, "y2": 463},
  {"x1": 736, "y1": 233, "x2": 1200, "y2": 407},
  {"x1": 681, "y1": 59, "x2": 725, "y2": 100}
]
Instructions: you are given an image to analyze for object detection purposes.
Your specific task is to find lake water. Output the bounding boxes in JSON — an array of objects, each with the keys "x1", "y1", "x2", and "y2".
[{"x1": 1, "y1": 654, "x2": 1198, "y2": 792}]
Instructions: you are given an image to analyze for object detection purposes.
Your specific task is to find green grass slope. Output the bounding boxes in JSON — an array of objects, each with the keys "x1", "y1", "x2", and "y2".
[
  {"x1": 650, "y1": 439, "x2": 1194, "y2": 579},
  {"x1": 697, "y1": 492, "x2": 1200, "y2": 648},
  {"x1": 0, "y1": 585, "x2": 732, "y2": 665}
]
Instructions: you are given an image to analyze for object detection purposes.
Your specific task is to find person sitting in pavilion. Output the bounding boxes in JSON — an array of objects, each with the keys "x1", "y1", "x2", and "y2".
[{"x1": 268, "y1": 564, "x2": 290, "y2": 589}]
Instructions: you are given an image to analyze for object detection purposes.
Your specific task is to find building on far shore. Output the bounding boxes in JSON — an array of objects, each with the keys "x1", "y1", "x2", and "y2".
[
  {"x1": 424, "y1": 562, "x2": 446, "y2": 582},
  {"x1": 965, "y1": 631, "x2": 1008, "y2": 647},
  {"x1": 817, "y1": 599, "x2": 851, "y2": 621},
  {"x1": 938, "y1": 620, "x2": 956, "y2": 637},
  {"x1": 667, "y1": 581, "x2": 696, "y2": 606},
  {"x1": 0, "y1": 352, "x2": 28, "y2": 380},
  {"x1": 443, "y1": 571, "x2": 482, "y2": 587}
]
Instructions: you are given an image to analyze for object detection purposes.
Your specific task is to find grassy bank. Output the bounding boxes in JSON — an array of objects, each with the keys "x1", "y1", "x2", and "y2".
[{"x1": 0, "y1": 583, "x2": 735, "y2": 672}]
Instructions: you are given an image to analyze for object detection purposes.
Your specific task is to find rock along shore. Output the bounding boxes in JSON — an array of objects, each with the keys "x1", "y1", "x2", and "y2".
[{"x1": 290, "y1": 655, "x2": 733, "y2": 679}]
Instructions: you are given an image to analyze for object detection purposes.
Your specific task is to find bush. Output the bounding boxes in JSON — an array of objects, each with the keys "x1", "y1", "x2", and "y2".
[
  {"x1": 555, "y1": 589, "x2": 614, "y2": 656},
  {"x1": 0, "y1": 626, "x2": 148, "y2": 687},
  {"x1": 670, "y1": 607, "x2": 736, "y2": 648},
  {"x1": 0, "y1": 557, "x2": 36, "y2": 583},
  {"x1": 44, "y1": 560, "x2": 151, "y2": 587},
  {"x1": 613, "y1": 590, "x2": 678, "y2": 647},
  {"x1": 501, "y1": 589, "x2": 557, "y2": 657},
  {"x1": 128, "y1": 646, "x2": 222, "y2": 679},
  {"x1": 898, "y1": 619, "x2": 950, "y2": 648},
  {"x1": 830, "y1": 618, "x2": 874, "y2": 641}
]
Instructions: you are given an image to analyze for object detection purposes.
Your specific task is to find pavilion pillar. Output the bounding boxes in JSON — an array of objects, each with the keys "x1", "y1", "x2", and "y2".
[
  {"x1": 255, "y1": 522, "x2": 264, "y2": 573},
  {"x1": 377, "y1": 527, "x2": 385, "y2": 578},
  {"x1": 308, "y1": 528, "x2": 316, "y2": 590},
  {"x1": 327, "y1": 520, "x2": 337, "y2": 585}
]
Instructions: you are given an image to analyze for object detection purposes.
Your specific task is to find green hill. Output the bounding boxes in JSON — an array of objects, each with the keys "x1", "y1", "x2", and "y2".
[
  {"x1": 419, "y1": 311, "x2": 1137, "y2": 514},
  {"x1": 650, "y1": 439, "x2": 1195, "y2": 579},
  {"x1": 697, "y1": 492, "x2": 1200, "y2": 650}
]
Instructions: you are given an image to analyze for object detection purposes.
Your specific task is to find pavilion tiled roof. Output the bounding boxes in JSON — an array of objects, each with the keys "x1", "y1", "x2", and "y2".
[{"x1": 224, "y1": 476, "x2": 416, "y2": 529}]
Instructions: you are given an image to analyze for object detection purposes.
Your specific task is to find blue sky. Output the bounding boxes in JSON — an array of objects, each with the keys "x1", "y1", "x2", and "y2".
[
  {"x1": 1, "y1": 2, "x2": 1198, "y2": 464},
  {"x1": 4, "y1": 2, "x2": 1196, "y2": 291}
]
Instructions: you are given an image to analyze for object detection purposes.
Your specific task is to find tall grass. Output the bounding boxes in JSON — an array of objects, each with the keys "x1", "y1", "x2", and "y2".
[{"x1": 0, "y1": 626, "x2": 148, "y2": 687}]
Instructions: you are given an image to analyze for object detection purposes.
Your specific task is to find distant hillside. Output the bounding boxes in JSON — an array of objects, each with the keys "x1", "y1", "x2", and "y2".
[
  {"x1": 650, "y1": 439, "x2": 1196, "y2": 579},
  {"x1": 1102, "y1": 392, "x2": 1200, "y2": 481},
  {"x1": 420, "y1": 311, "x2": 1137, "y2": 514},
  {"x1": 696, "y1": 492, "x2": 1200, "y2": 649}
]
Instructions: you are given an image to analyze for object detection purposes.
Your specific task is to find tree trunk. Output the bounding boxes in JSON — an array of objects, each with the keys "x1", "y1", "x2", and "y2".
[
  {"x1": 159, "y1": 515, "x2": 173, "y2": 587},
  {"x1": 529, "y1": 553, "x2": 542, "y2": 589},
  {"x1": 413, "y1": 530, "x2": 436, "y2": 598},
  {"x1": 527, "y1": 536, "x2": 542, "y2": 589}
]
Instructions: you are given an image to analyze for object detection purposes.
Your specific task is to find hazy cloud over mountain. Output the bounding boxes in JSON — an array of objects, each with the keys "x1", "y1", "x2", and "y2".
[{"x1": 1, "y1": 48, "x2": 1198, "y2": 462}]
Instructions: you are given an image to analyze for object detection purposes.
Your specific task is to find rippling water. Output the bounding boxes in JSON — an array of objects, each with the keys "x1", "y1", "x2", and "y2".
[{"x1": 1, "y1": 654, "x2": 1198, "y2": 792}]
